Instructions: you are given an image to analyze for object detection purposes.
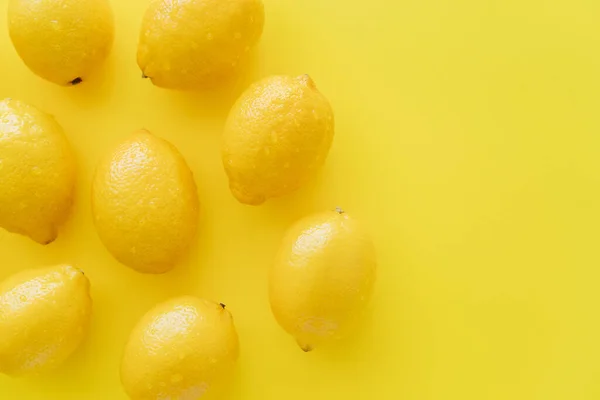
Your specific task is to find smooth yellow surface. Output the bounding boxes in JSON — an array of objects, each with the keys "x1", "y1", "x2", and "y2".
[{"x1": 0, "y1": 0, "x2": 599, "y2": 398}]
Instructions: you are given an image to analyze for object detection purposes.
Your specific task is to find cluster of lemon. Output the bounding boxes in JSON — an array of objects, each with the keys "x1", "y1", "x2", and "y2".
[{"x1": 0, "y1": 0, "x2": 377, "y2": 399}]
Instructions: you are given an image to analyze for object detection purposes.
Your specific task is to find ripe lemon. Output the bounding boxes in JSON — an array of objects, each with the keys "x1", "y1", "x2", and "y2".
[
  {"x1": 0, "y1": 265, "x2": 92, "y2": 376},
  {"x1": 8, "y1": 0, "x2": 114, "y2": 86},
  {"x1": 138, "y1": 0, "x2": 265, "y2": 90},
  {"x1": 92, "y1": 130, "x2": 199, "y2": 274},
  {"x1": 222, "y1": 75, "x2": 335, "y2": 205},
  {"x1": 121, "y1": 296, "x2": 239, "y2": 400},
  {"x1": 0, "y1": 98, "x2": 75, "y2": 244},
  {"x1": 269, "y1": 209, "x2": 376, "y2": 351}
]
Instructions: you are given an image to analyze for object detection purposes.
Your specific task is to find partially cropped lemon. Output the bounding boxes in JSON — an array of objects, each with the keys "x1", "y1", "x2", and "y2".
[
  {"x1": 269, "y1": 209, "x2": 376, "y2": 351},
  {"x1": 92, "y1": 130, "x2": 199, "y2": 274},
  {"x1": 222, "y1": 75, "x2": 335, "y2": 205},
  {"x1": 0, "y1": 265, "x2": 92, "y2": 376},
  {"x1": 8, "y1": 0, "x2": 114, "y2": 86},
  {"x1": 0, "y1": 98, "x2": 75, "y2": 244},
  {"x1": 121, "y1": 296, "x2": 239, "y2": 400},
  {"x1": 138, "y1": 0, "x2": 265, "y2": 90}
]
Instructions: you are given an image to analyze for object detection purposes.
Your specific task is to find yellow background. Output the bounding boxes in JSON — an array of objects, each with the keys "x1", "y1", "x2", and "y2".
[{"x1": 0, "y1": 0, "x2": 599, "y2": 398}]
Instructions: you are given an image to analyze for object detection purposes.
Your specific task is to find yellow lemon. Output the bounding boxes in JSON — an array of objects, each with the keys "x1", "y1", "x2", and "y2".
[
  {"x1": 92, "y1": 130, "x2": 199, "y2": 274},
  {"x1": 138, "y1": 0, "x2": 265, "y2": 90},
  {"x1": 0, "y1": 98, "x2": 75, "y2": 245},
  {"x1": 0, "y1": 265, "x2": 92, "y2": 376},
  {"x1": 8, "y1": 0, "x2": 114, "y2": 86},
  {"x1": 222, "y1": 75, "x2": 335, "y2": 205},
  {"x1": 269, "y1": 209, "x2": 376, "y2": 351},
  {"x1": 121, "y1": 296, "x2": 239, "y2": 400}
]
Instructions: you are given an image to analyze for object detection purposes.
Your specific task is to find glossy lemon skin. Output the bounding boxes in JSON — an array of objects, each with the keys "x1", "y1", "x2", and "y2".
[
  {"x1": 222, "y1": 75, "x2": 335, "y2": 205},
  {"x1": 269, "y1": 210, "x2": 376, "y2": 351},
  {"x1": 0, "y1": 98, "x2": 75, "y2": 245},
  {"x1": 121, "y1": 296, "x2": 239, "y2": 400},
  {"x1": 8, "y1": 0, "x2": 114, "y2": 85},
  {"x1": 0, "y1": 265, "x2": 92, "y2": 376},
  {"x1": 138, "y1": 0, "x2": 265, "y2": 90},
  {"x1": 92, "y1": 130, "x2": 200, "y2": 274}
]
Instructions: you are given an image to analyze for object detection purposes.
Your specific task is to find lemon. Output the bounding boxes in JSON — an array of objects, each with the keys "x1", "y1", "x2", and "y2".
[
  {"x1": 0, "y1": 265, "x2": 92, "y2": 376},
  {"x1": 138, "y1": 0, "x2": 265, "y2": 90},
  {"x1": 92, "y1": 130, "x2": 199, "y2": 274},
  {"x1": 222, "y1": 75, "x2": 335, "y2": 205},
  {"x1": 269, "y1": 209, "x2": 377, "y2": 351},
  {"x1": 121, "y1": 296, "x2": 239, "y2": 400},
  {"x1": 0, "y1": 98, "x2": 75, "y2": 245},
  {"x1": 8, "y1": 0, "x2": 114, "y2": 86}
]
